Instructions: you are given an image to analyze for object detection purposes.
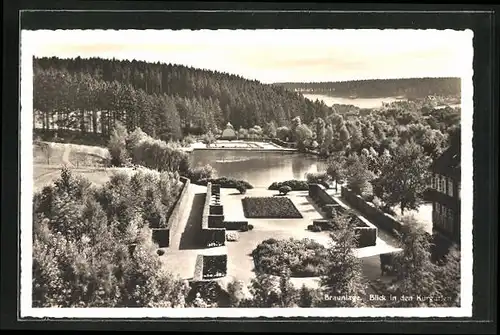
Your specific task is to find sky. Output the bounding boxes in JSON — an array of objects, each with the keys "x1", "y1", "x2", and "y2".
[{"x1": 22, "y1": 29, "x2": 473, "y2": 83}]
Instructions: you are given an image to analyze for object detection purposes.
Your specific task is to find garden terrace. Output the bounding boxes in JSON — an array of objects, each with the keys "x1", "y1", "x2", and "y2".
[
  {"x1": 308, "y1": 183, "x2": 378, "y2": 248},
  {"x1": 241, "y1": 197, "x2": 303, "y2": 219},
  {"x1": 200, "y1": 182, "x2": 226, "y2": 248}
]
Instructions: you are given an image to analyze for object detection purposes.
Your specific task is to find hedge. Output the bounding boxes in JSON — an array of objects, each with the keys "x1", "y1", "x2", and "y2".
[
  {"x1": 224, "y1": 221, "x2": 249, "y2": 231},
  {"x1": 354, "y1": 226, "x2": 377, "y2": 248},
  {"x1": 195, "y1": 177, "x2": 253, "y2": 190},
  {"x1": 268, "y1": 180, "x2": 309, "y2": 191}
]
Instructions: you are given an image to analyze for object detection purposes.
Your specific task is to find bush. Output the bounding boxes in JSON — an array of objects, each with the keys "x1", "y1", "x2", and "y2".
[
  {"x1": 251, "y1": 238, "x2": 328, "y2": 277},
  {"x1": 248, "y1": 224, "x2": 254, "y2": 231},
  {"x1": 307, "y1": 224, "x2": 315, "y2": 231},
  {"x1": 157, "y1": 249, "x2": 165, "y2": 256},
  {"x1": 187, "y1": 164, "x2": 216, "y2": 182},
  {"x1": 278, "y1": 185, "x2": 292, "y2": 195},
  {"x1": 305, "y1": 172, "x2": 330, "y2": 186},
  {"x1": 268, "y1": 180, "x2": 309, "y2": 191},
  {"x1": 236, "y1": 184, "x2": 247, "y2": 194},
  {"x1": 310, "y1": 225, "x2": 322, "y2": 232},
  {"x1": 242, "y1": 197, "x2": 303, "y2": 219},
  {"x1": 226, "y1": 231, "x2": 239, "y2": 242},
  {"x1": 372, "y1": 196, "x2": 382, "y2": 208},
  {"x1": 362, "y1": 193, "x2": 375, "y2": 202},
  {"x1": 381, "y1": 205, "x2": 397, "y2": 216},
  {"x1": 195, "y1": 177, "x2": 253, "y2": 190}
]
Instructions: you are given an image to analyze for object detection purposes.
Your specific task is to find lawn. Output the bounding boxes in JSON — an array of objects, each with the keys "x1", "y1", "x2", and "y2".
[{"x1": 241, "y1": 196, "x2": 303, "y2": 219}]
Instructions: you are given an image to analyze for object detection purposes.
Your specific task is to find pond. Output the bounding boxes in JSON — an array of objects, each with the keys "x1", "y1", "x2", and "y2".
[{"x1": 189, "y1": 150, "x2": 327, "y2": 188}]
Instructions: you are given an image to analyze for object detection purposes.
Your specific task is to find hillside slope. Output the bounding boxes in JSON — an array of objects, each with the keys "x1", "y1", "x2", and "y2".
[{"x1": 276, "y1": 77, "x2": 461, "y2": 99}]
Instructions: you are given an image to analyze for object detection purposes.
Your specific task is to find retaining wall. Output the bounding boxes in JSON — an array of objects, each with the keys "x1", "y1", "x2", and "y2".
[
  {"x1": 309, "y1": 183, "x2": 378, "y2": 247},
  {"x1": 341, "y1": 186, "x2": 403, "y2": 234}
]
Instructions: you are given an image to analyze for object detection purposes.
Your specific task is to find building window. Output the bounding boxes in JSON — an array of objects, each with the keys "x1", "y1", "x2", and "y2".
[
  {"x1": 435, "y1": 204, "x2": 454, "y2": 234},
  {"x1": 447, "y1": 178, "x2": 454, "y2": 197},
  {"x1": 441, "y1": 175, "x2": 447, "y2": 194}
]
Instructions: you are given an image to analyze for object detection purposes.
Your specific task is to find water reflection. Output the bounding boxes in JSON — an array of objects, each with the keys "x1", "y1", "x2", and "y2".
[{"x1": 190, "y1": 150, "x2": 326, "y2": 187}]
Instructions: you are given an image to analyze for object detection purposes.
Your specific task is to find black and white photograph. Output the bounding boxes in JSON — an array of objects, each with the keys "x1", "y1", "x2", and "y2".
[{"x1": 20, "y1": 27, "x2": 474, "y2": 318}]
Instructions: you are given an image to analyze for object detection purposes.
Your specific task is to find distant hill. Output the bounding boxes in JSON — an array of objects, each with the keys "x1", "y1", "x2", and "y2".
[{"x1": 275, "y1": 77, "x2": 461, "y2": 99}]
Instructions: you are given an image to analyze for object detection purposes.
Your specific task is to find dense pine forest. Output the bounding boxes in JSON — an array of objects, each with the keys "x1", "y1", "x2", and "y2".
[
  {"x1": 277, "y1": 77, "x2": 461, "y2": 99},
  {"x1": 33, "y1": 56, "x2": 333, "y2": 140}
]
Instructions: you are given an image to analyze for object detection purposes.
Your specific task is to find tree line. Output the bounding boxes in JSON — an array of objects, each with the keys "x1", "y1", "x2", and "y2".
[
  {"x1": 33, "y1": 56, "x2": 333, "y2": 139},
  {"x1": 277, "y1": 77, "x2": 461, "y2": 99},
  {"x1": 33, "y1": 167, "x2": 459, "y2": 308},
  {"x1": 33, "y1": 57, "x2": 460, "y2": 162}
]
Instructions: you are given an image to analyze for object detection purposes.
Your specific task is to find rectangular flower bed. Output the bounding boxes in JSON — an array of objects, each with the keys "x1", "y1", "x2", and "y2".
[{"x1": 241, "y1": 197, "x2": 303, "y2": 219}]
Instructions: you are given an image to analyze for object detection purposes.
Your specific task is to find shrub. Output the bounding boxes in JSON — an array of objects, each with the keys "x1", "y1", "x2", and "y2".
[
  {"x1": 242, "y1": 197, "x2": 303, "y2": 219},
  {"x1": 248, "y1": 224, "x2": 254, "y2": 231},
  {"x1": 268, "y1": 180, "x2": 309, "y2": 191},
  {"x1": 372, "y1": 196, "x2": 382, "y2": 208},
  {"x1": 157, "y1": 249, "x2": 165, "y2": 256},
  {"x1": 187, "y1": 164, "x2": 216, "y2": 182},
  {"x1": 362, "y1": 193, "x2": 375, "y2": 202},
  {"x1": 310, "y1": 225, "x2": 322, "y2": 232},
  {"x1": 307, "y1": 224, "x2": 315, "y2": 231},
  {"x1": 251, "y1": 238, "x2": 328, "y2": 277},
  {"x1": 381, "y1": 205, "x2": 397, "y2": 216},
  {"x1": 236, "y1": 184, "x2": 247, "y2": 194},
  {"x1": 195, "y1": 177, "x2": 253, "y2": 190},
  {"x1": 226, "y1": 231, "x2": 239, "y2": 242},
  {"x1": 305, "y1": 172, "x2": 330, "y2": 185},
  {"x1": 278, "y1": 185, "x2": 292, "y2": 195}
]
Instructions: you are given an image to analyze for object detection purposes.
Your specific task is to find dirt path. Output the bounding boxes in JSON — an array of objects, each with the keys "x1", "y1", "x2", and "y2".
[{"x1": 61, "y1": 143, "x2": 73, "y2": 167}]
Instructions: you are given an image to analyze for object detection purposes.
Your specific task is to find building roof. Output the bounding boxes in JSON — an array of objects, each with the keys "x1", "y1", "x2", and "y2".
[{"x1": 430, "y1": 138, "x2": 460, "y2": 180}]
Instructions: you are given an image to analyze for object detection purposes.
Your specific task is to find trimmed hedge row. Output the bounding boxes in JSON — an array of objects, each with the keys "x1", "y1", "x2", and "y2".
[
  {"x1": 224, "y1": 221, "x2": 249, "y2": 231},
  {"x1": 268, "y1": 180, "x2": 309, "y2": 191}
]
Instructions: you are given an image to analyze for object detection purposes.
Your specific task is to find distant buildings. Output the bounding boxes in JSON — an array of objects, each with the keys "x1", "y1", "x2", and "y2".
[{"x1": 428, "y1": 134, "x2": 461, "y2": 246}]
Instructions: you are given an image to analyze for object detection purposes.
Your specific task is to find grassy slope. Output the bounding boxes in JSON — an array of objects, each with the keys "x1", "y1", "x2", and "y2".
[{"x1": 32, "y1": 141, "x2": 123, "y2": 192}]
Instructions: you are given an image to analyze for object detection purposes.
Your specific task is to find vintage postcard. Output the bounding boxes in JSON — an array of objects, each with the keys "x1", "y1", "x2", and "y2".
[{"x1": 20, "y1": 28, "x2": 473, "y2": 318}]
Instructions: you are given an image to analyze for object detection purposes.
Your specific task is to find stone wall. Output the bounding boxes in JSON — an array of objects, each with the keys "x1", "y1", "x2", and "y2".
[{"x1": 341, "y1": 186, "x2": 402, "y2": 235}]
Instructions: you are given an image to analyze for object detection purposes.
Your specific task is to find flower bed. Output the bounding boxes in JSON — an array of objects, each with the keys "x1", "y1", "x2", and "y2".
[
  {"x1": 241, "y1": 197, "x2": 303, "y2": 219},
  {"x1": 202, "y1": 254, "x2": 228, "y2": 279},
  {"x1": 251, "y1": 238, "x2": 328, "y2": 277}
]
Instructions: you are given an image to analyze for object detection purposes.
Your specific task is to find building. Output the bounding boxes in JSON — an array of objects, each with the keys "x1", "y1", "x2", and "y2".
[
  {"x1": 428, "y1": 133, "x2": 461, "y2": 246},
  {"x1": 220, "y1": 122, "x2": 237, "y2": 140}
]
